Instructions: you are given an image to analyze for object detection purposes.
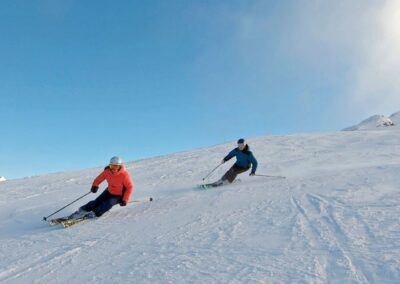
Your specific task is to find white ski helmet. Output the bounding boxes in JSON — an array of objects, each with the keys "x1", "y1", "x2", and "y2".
[{"x1": 109, "y1": 156, "x2": 123, "y2": 166}]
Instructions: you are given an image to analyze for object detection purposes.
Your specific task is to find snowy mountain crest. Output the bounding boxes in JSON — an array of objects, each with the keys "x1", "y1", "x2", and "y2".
[
  {"x1": 343, "y1": 112, "x2": 399, "y2": 131},
  {"x1": 0, "y1": 176, "x2": 6, "y2": 182},
  {"x1": 389, "y1": 111, "x2": 400, "y2": 125}
]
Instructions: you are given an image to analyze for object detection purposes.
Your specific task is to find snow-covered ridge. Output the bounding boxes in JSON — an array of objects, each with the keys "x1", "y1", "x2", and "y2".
[
  {"x1": 0, "y1": 131, "x2": 400, "y2": 283},
  {"x1": 343, "y1": 111, "x2": 399, "y2": 131},
  {"x1": 0, "y1": 176, "x2": 6, "y2": 182},
  {"x1": 389, "y1": 111, "x2": 400, "y2": 125}
]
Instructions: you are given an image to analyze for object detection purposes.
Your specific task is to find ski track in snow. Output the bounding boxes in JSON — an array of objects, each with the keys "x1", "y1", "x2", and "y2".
[{"x1": 0, "y1": 130, "x2": 400, "y2": 283}]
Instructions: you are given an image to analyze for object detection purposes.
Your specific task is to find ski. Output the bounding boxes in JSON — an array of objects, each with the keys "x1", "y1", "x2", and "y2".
[
  {"x1": 47, "y1": 217, "x2": 72, "y2": 226},
  {"x1": 47, "y1": 216, "x2": 91, "y2": 228},
  {"x1": 199, "y1": 183, "x2": 217, "y2": 190},
  {"x1": 199, "y1": 179, "x2": 241, "y2": 190},
  {"x1": 60, "y1": 217, "x2": 90, "y2": 228}
]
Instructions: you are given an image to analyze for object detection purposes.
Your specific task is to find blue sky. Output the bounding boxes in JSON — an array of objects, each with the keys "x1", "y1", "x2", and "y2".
[{"x1": 1, "y1": 0, "x2": 399, "y2": 179}]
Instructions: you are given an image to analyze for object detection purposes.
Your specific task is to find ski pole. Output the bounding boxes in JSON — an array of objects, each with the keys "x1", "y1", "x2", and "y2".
[
  {"x1": 202, "y1": 163, "x2": 223, "y2": 181},
  {"x1": 254, "y1": 174, "x2": 286, "y2": 179},
  {"x1": 43, "y1": 192, "x2": 91, "y2": 221},
  {"x1": 129, "y1": 197, "x2": 153, "y2": 204}
]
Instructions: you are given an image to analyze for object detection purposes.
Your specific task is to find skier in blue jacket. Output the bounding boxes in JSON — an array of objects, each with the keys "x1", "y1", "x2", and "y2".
[{"x1": 211, "y1": 138, "x2": 258, "y2": 187}]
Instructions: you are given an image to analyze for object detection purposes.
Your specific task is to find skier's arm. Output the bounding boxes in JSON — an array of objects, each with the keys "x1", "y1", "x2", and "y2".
[
  {"x1": 250, "y1": 154, "x2": 258, "y2": 174},
  {"x1": 92, "y1": 171, "x2": 106, "y2": 187},
  {"x1": 122, "y1": 175, "x2": 134, "y2": 203},
  {"x1": 223, "y1": 149, "x2": 237, "y2": 162}
]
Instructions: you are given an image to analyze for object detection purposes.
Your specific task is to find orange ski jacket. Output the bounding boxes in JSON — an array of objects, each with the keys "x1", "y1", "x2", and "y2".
[{"x1": 92, "y1": 165, "x2": 134, "y2": 203}]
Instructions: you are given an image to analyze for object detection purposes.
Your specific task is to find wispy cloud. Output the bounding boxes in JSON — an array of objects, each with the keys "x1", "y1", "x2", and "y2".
[
  {"x1": 230, "y1": 1, "x2": 400, "y2": 117},
  {"x1": 283, "y1": 0, "x2": 400, "y2": 116},
  {"x1": 350, "y1": 0, "x2": 400, "y2": 116}
]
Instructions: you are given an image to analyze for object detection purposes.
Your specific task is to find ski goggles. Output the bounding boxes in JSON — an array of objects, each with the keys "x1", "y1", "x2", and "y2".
[{"x1": 109, "y1": 164, "x2": 121, "y2": 171}]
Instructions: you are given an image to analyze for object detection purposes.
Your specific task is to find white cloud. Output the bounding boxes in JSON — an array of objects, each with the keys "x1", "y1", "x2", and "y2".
[
  {"x1": 232, "y1": 1, "x2": 400, "y2": 117},
  {"x1": 350, "y1": 0, "x2": 400, "y2": 115},
  {"x1": 191, "y1": 1, "x2": 400, "y2": 119}
]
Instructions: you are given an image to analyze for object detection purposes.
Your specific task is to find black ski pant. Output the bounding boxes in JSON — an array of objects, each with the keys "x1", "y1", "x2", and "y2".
[
  {"x1": 222, "y1": 164, "x2": 250, "y2": 183},
  {"x1": 80, "y1": 189, "x2": 122, "y2": 217}
]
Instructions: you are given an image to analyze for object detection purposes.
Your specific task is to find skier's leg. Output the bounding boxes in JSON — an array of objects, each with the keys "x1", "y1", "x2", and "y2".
[
  {"x1": 92, "y1": 194, "x2": 123, "y2": 217},
  {"x1": 222, "y1": 165, "x2": 249, "y2": 183},
  {"x1": 221, "y1": 166, "x2": 238, "y2": 183},
  {"x1": 80, "y1": 189, "x2": 111, "y2": 212},
  {"x1": 210, "y1": 167, "x2": 236, "y2": 186}
]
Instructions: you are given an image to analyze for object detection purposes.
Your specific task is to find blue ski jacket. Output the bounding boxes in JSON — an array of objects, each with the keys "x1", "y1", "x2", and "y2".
[{"x1": 223, "y1": 145, "x2": 258, "y2": 174}]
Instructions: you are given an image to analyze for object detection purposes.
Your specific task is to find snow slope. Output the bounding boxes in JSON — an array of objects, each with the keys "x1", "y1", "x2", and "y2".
[{"x1": 1, "y1": 131, "x2": 400, "y2": 283}]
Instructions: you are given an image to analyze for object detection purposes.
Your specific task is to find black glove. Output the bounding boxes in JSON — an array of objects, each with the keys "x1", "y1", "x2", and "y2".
[
  {"x1": 120, "y1": 201, "x2": 127, "y2": 206},
  {"x1": 90, "y1": 186, "x2": 99, "y2": 193}
]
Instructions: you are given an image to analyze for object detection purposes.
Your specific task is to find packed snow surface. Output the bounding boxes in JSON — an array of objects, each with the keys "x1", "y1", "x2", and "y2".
[{"x1": 1, "y1": 130, "x2": 400, "y2": 283}]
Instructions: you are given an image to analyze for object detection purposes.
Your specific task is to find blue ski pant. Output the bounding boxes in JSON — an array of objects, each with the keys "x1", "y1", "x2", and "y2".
[{"x1": 80, "y1": 189, "x2": 122, "y2": 217}]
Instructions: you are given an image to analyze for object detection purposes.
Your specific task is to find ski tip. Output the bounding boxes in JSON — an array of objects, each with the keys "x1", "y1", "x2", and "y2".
[{"x1": 199, "y1": 184, "x2": 211, "y2": 190}]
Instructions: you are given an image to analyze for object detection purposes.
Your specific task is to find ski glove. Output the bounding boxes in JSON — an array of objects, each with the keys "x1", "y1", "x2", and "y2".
[
  {"x1": 91, "y1": 186, "x2": 99, "y2": 193},
  {"x1": 120, "y1": 201, "x2": 127, "y2": 206}
]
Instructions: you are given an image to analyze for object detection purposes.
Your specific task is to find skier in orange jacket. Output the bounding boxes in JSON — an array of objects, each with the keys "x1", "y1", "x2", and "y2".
[{"x1": 70, "y1": 156, "x2": 134, "y2": 219}]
